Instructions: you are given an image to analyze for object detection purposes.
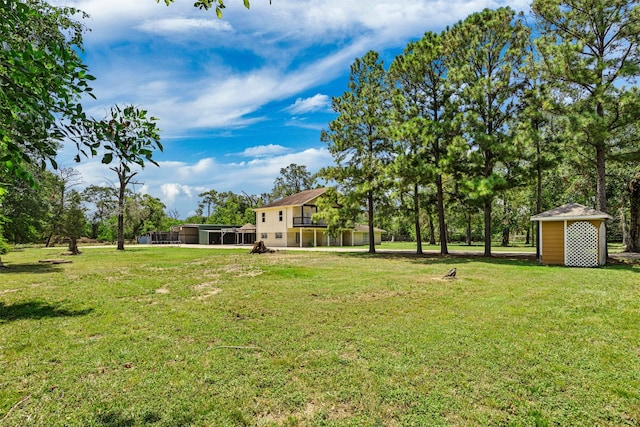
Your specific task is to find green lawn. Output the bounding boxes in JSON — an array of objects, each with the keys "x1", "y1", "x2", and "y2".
[{"x1": 1, "y1": 247, "x2": 638, "y2": 426}]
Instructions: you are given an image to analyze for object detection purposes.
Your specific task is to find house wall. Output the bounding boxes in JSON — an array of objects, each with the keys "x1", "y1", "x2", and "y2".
[
  {"x1": 178, "y1": 226, "x2": 199, "y2": 244},
  {"x1": 256, "y1": 206, "x2": 290, "y2": 247},
  {"x1": 541, "y1": 221, "x2": 564, "y2": 265}
]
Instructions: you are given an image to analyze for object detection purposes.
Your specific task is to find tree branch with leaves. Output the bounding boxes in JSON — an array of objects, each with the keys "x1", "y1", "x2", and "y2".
[{"x1": 83, "y1": 105, "x2": 162, "y2": 250}]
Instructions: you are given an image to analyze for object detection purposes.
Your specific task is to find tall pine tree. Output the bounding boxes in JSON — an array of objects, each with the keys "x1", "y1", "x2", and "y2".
[
  {"x1": 389, "y1": 31, "x2": 456, "y2": 255},
  {"x1": 444, "y1": 7, "x2": 530, "y2": 257},
  {"x1": 532, "y1": 0, "x2": 640, "y2": 213},
  {"x1": 321, "y1": 51, "x2": 393, "y2": 254}
]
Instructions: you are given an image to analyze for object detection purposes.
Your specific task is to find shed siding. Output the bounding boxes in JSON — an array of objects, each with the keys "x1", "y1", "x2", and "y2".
[
  {"x1": 541, "y1": 221, "x2": 564, "y2": 265},
  {"x1": 569, "y1": 219, "x2": 606, "y2": 265}
]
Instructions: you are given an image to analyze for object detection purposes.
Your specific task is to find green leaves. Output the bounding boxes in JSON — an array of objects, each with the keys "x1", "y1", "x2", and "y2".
[
  {"x1": 1, "y1": 0, "x2": 93, "y2": 184},
  {"x1": 159, "y1": 0, "x2": 253, "y2": 17}
]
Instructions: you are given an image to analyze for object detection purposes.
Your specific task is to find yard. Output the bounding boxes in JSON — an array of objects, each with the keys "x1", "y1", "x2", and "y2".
[{"x1": 0, "y1": 246, "x2": 638, "y2": 426}]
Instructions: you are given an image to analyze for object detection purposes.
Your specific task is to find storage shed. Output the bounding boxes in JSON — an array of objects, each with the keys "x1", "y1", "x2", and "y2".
[{"x1": 530, "y1": 203, "x2": 612, "y2": 267}]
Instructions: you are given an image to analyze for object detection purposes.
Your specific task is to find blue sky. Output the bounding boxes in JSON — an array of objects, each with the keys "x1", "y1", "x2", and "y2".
[{"x1": 54, "y1": 0, "x2": 528, "y2": 219}]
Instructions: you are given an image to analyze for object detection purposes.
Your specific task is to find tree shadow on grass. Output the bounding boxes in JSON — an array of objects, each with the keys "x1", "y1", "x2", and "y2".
[
  {"x1": 95, "y1": 410, "x2": 188, "y2": 427},
  {"x1": 337, "y1": 250, "x2": 539, "y2": 267},
  {"x1": 0, "y1": 262, "x2": 65, "y2": 274},
  {"x1": 337, "y1": 250, "x2": 640, "y2": 272},
  {"x1": 0, "y1": 301, "x2": 93, "y2": 323}
]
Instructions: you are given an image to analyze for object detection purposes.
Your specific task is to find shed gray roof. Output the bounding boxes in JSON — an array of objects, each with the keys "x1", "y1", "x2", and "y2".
[
  {"x1": 258, "y1": 187, "x2": 328, "y2": 209},
  {"x1": 530, "y1": 203, "x2": 612, "y2": 221}
]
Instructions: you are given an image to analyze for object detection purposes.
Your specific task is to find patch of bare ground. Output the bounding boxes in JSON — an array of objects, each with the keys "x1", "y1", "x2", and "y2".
[
  {"x1": 193, "y1": 282, "x2": 222, "y2": 300},
  {"x1": 256, "y1": 401, "x2": 352, "y2": 426},
  {"x1": 218, "y1": 264, "x2": 263, "y2": 277},
  {"x1": 0, "y1": 288, "x2": 21, "y2": 296},
  {"x1": 155, "y1": 287, "x2": 170, "y2": 294}
]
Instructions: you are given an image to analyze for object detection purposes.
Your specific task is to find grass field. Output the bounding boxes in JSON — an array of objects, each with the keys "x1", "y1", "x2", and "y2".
[{"x1": 0, "y1": 246, "x2": 638, "y2": 426}]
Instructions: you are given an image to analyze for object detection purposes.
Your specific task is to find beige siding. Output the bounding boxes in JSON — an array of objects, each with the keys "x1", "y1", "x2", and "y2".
[
  {"x1": 255, "y1": 206, "x2": 289, "y2": 247},
  {"x1": 541, "y1": 221, "x2": 564, "y2": 265}
]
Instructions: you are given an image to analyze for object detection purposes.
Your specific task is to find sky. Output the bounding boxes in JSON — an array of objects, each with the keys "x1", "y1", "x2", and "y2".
[{"x1": 53, "y1": 0, "x2": 530, "y2": 219}]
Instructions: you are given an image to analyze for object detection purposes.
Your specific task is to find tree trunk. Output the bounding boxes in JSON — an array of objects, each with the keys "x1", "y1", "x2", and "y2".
[
  {"x1": 117, "y1": 171, "x2": 126, "y2": 251},
  {"x1": 501, "y1": 228, "x2": 509, "y2": 246},
  {"x1": 68, "y1": 238, "x2": 81, "y2": 255},
  {"x1": 484, "y1": 199, "x2": 492, "y2": 257},
  {"x1": 427, "y1": 211, "x2": 436, "y2": 245},
  {"x1": 413, "y1": 184, "x2": 422, "y2": 255},
  {"x1": 435, "y1": 175, "x2": 448, "y2": 255},
  {"x1": 525, "y1": 227, "x2": 530, "y2": 245},
  {"x1": 627, "y1": 172, "x2": 640, "y2": 252},
  {"x1": 466, "y1": 213, "x2": 472, "y2": 246},
  {"x1": 501, "y1": 198, "x2": 509, "y2": 247},
  {"x1": 532, "y1": 223, "x2": 535, "y2": 247},
  {"x1": 620, "y1": 194, "x2": 628, "y2": 248},
  {"x1": 91, "y1": 223, "x2": 99, "y2": 240},
  {"x1": 535, "y1": 130, "x2": 542, "y2": 259},
  {"x1": 367, "y1": 191, "x2": 375, "y2": 254},
  {"x1": 596, "y1": 144, "x2": 607, "y2": 213}
]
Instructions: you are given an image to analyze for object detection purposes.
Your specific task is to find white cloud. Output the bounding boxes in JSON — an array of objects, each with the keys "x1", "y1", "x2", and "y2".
[
  {"x1": 286, "y1": 94, "x2": 331, "y2": 114},
  {"x1": 240, "y1": 144, "x2": 288, "y2": 157},
  {"x1": 67, "y1": 147, "x2": 333, "y2": 219},
  {"x1": 136, "y1": 17, "x2": 233, "y2": 34},
  {"x1": 160, "y1": 183, "x2": 194, "y2": 204}
]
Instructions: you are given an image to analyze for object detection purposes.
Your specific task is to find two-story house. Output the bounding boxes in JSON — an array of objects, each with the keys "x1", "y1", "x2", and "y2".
[{"x1": 254, "y1": 187, "x2": 383, "y2": 248}]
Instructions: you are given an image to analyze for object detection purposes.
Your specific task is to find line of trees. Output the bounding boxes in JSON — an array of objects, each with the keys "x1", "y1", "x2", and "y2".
[{"x1": 321, "y1": 2, "x2": 640, "y2": 255}]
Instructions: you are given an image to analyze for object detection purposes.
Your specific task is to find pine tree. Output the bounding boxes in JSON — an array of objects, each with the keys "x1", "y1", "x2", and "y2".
[
  {"x1": 321, "y1": 51, "x2": 393, "y2": 254},
  {"x1": 444, "y1": 7, "x2": 531, "y2": 257}
]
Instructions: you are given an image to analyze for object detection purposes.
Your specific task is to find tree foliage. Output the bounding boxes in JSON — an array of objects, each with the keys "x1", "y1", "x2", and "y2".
[
  {"x1": 0, "y1": 0, "x2": 95, "y2": 184},
  {"x1": 444, "y1": 7, "x2": 530, "y2": 256},
  {"x1": 321, "y1": 51, "x2": 393, "y2": 254},
  {"x1": 159, "y1": 0, "x2": 261, "y2": 19},
  {"x1": 83, "y1": 105, "x2": 162, "y2": 250},
  {"x1": 532, "y1": 0, "x2": 640, "y2": 213},
  {"x1": 197, "y1": 190, "x2": 257, "y2": 225},
  {"x1": 60, "y1": 189, "x2": 87, "y2": 255},
  {"x1": 271, "y1": 163, "x2": 318, "y2": 200},
  {"x1": 389, "y1": 31, "x2": 456, "y2": 255}
]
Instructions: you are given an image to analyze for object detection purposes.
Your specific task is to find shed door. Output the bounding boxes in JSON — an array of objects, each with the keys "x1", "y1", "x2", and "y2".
[{"x1": 565, "y1": 221, "x2": 598, "y2": 267}]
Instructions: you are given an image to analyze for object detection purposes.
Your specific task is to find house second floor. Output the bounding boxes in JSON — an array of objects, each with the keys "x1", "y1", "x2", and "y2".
[{"x1": 254, "y1": 187, "x2": 328, "y2": 234}]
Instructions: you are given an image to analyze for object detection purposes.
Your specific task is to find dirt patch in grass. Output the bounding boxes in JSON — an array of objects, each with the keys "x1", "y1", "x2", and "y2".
[
  {"x1": 192, "y1": 282, "x2": 223, "y2": 300},
  {"x1": 218, "y1": 264, "x2": 263, "y2": 277},
  {"x1": 155, "y1": 287, "x2": 170, "y2": 294}
]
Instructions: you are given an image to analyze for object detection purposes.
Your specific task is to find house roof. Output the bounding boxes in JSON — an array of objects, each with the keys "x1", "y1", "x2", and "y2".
[
  {"x1": 258, "y1": 187, "x2": 328, "y2": 209},
  {"x1": 530, "y1": 203, "x2": 612, "y2": 221},
  {"x1": 238, "y1": 223, "x2": 256, "y2": 231}
]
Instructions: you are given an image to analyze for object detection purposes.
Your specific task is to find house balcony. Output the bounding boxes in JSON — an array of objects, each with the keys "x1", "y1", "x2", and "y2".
[{"x1": 293, "y1": 217, "x2": 327, "y2": 227}]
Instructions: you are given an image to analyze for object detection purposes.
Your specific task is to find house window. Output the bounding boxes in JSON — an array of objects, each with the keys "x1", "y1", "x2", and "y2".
[
  {"x1": 261, "y1": 212, "x2": 265, "y2": 223},
  {"x1": 279, "y1": 210, "x2": 283, "y2": 221},
  {"x1": 275, "y1": 232, "x2": 283, "y2": 239},
  {"x1": 261, "y1": 233, "x2": 267, "y2": 239}
]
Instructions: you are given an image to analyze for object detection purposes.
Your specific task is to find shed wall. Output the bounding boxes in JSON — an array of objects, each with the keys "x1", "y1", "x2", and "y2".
[{"x1": 541, "y1": 221, "x2": 564, "y2": 265}]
